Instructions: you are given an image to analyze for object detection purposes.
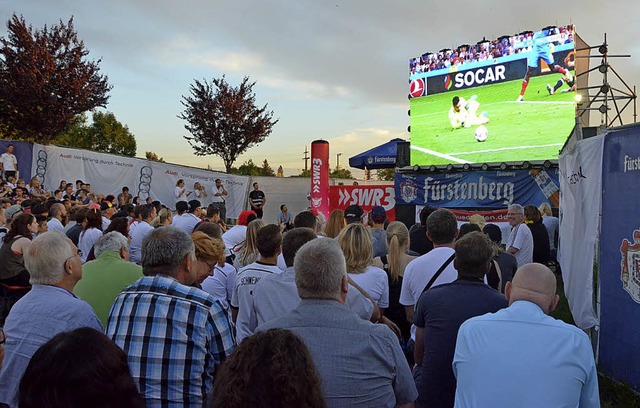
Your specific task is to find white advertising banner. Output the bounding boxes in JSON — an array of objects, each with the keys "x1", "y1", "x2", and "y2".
[
  {"x1": 558, "y1": 135, "x2": 604, "y2": 330},
  {"x1": 31, "y1": 144, "x2": 249, "y2": 218}
]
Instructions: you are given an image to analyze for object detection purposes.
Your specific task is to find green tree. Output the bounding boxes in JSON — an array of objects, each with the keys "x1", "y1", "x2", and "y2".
[
  {"x1": 377, "y1": 168, "x2": 395, "y2": 181},
  {"x1": 0, "y1": 14, "x2": 111, "y2": 143},
  {"x1": 261, "y1": 159, "x2": 275, "y2": 177},
  {"x1": 296, "y1": 169, "x2": 311, "y2": 177},
  {"x1": 230, "y1": 159, "x2": 262, "y2": 176},
  {"x1": 331, "y1": 168, "x2": 354, "y2": 179},
  {"x1": 57, "y1": 111, "x2": 136, "y2": 156},
  {"x1": 179, "y1": 76, "x2": 278, "y2": 173},
  {"x1": 145, "y1": 151, "x2": 165, "y2": 162}
]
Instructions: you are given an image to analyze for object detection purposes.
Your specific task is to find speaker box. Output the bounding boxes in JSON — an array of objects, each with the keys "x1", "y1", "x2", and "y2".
[{"x1": 396, "y1": 141, "x2": 410, "y2": 168}]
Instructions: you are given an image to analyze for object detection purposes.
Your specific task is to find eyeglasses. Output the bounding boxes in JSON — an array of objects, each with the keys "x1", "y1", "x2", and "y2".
[{"x1": 65, "y1": 248, "x2": 82, "y2": 265}]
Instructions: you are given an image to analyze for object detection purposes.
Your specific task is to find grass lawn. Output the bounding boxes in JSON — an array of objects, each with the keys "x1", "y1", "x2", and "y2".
[
  {"x1": 410, "y1": 72, "x2": 575, "y2": 166},
  {"x1": 551, "y1": 275, "x2": 640, "y2": 407}
]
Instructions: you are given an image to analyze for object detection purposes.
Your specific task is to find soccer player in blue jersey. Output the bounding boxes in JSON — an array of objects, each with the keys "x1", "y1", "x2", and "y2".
[{"x1": 516, "y1": 27, "x2": 570, "y2": 102}]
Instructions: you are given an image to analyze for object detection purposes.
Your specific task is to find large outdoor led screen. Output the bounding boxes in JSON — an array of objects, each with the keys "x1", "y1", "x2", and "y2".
[{"x1": 409, "y1": 25, "x2": 576, "y2": 166}]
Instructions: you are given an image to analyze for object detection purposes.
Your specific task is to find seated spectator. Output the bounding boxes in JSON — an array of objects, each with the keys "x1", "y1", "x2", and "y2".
[
  {"x1": 0, "y1": 213, "x2": 38, "y2": 287},
  {"x1": 46, "y1": 203, "x2": 67, "y2": 233},
  {"x1": 222, "y1": 210, "x2": 257, "y2": 260},
  {"x1": 150, "y1": 207, "x2": 172, "y2": 227},
  {"x1": 324, "y1": 209, "x2": 345, "y2": 239},
  {"x1": 457, "y1": 222, "x2": 481, "y2": 240},
  {"x1": 257, "y1": 238, "x2": 417, "y2": 407},
  {"x1": 18, "y1": 327, "x2": 144, "y2": 408},
  {"x1": 252, "y1": 227, "x2": 376, "y2": 331},
  {"x1": 483, "y1": 223, "x2": 517, "y2": 293},
  {"x1": 199, "y1": 223, "x2": 236, "y2": 315},
  {"x1": 232, "y1": 224, "x2": 282, "y2": 343},
  {"x1": 78, "y1": 208, "x2": 103, "y2": 263},
  {"x1": 369, "y1": 206, "x2": 389, "y2": 257},
  {"x1": 277, "y1": 204, "x2": 293, "y2": 231},
  {"x1": 106, "y1": 226, "x2": 234, "y2": 407},
  {"x1": 409, "y1": 206, "x2": 436, "y2": 255},
  {"x1": 413, "y1": 231, "x2": 507, "y2": 407},
  {"x1": 338, "y1": 223, "x2": 389, "y2": 310},
  {"x1": 74, "y1": 231, "x2": 143, "y2": 327},
  {"x1": 373, "y1": 221, "x2": 417, "y2": 355},
  {"x1": 233, "y1": 218, "x2": 266, "y2": 270},
  {"x1": 524, "y1": 205, "x2": 550, "y2": 265},
  {"x1": 172, "y1": 199, "x2": 202, "y2": 235},
  {"x1": 211, "y1": 329, "x2": 326, "y2": 408},
  {"x1": 65, "y1": 207, "x2": 87, "y2": 246},
  {"x1": 191, "y1": 231, "x2": 226, "y2": 286},
  {"x1": 0, "y1": 231, "x2": 102, "y2": 406},
  {"x1": 128, "y1": 204, "x2": 156, "y2": 264},
  {"x1": 453, "y1": 263, "x2": 599, "y2": 407}
]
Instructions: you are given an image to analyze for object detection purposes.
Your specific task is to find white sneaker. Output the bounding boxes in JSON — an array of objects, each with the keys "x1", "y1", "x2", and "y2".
[
  {"x1": 516, "y1": 95, "x2": 524, "y2": 102},
  {"x1": 565, "y1": 72, "x2": 574, "y2": 83},
  {"x1": 546, "y1": 84, "x2": 554, "y2": 95}
]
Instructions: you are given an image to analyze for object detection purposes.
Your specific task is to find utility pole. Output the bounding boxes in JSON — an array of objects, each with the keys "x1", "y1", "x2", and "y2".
[
  {"x1": 336, "y1": 152, "x2": 343, "y2": 170},
  {"x1": 303, "y1": 146, "x2": 310, "y2": 172}
]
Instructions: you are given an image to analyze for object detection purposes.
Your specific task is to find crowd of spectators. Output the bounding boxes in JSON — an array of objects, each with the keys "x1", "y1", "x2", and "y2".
[
  {"x1": 0, "y1": 157, "x2": 592, "y2": 407},
  {"x1": 409, "y1": 25, "x2": 574, "y2": 75}
]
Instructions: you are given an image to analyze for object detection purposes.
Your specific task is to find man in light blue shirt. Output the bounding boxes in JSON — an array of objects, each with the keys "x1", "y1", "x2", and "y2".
[
  {"x1": 453, "y1": 263, "x2": 600, "y2": 408},
  {"x1": 0, "y1": 231, "x2": 103, "y2": 408}
]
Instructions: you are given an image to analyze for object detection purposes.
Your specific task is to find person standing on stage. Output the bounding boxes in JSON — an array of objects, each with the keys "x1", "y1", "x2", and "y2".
[
  {"x1": 211, "y1": 179, "x2": 228, "y2": 221},
  {"x1": 248, "y1": 182, "x2": 266, "y2": 219}
]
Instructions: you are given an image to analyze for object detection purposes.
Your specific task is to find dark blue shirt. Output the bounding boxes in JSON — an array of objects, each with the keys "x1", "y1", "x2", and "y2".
[{"x1": 413, "y1": 279, "x2": 508, "y2": 408}]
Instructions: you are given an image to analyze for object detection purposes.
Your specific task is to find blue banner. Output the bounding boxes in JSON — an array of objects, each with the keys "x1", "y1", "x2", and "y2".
[
  {"x1": 395, "y1": 168, "x2": 560, "y2": 208},
  {"x1": 599, "y1": 126, "x2": 640, "y2": 392},
  {"x1": 0, "y1": 140, "x2": 34, "y2": 184}
]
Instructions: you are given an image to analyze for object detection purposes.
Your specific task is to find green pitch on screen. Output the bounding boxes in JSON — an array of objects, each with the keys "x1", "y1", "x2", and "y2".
[{"x1": 409, "y1": 73, "x2": 576, "y2": 166}]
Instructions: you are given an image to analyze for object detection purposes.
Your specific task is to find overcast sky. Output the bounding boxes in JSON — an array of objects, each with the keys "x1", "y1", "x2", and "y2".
[{"x1": 1, "y1": 0, "x2": 639, "y2": 176}]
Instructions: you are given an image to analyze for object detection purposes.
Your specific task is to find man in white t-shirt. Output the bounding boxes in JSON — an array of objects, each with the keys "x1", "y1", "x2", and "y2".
[
  {"x1": 1, "y1": 144, "x2": 18, "y2": 180},
  {"x1": 506, "y1": 204, "x2": 534, "y2": 268},
  {"x1": 400, "y1": 209, "x2": 459, "y2": 341},
  {"x1": 172, "y1": 200, "x2": 202, "y2": 235},
  {"x1": 231, "y1": 224, "x2": 282, "y2": 343},
  {"x1": 211, "y1": 178, "x2": 228, "y2": 221},
  {"x1": 129, "y1": 204, "x2": 157, "y2": 264}
]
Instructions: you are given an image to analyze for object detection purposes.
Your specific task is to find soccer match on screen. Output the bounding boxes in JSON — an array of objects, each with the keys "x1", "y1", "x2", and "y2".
[{"x1": 409, "y1": 25, "x2": 576, "y2": 166}]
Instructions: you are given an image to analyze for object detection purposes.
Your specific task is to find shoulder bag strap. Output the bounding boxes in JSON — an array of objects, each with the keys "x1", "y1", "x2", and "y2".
[
  {"x1": 420, "y1": 253, "x2": 455, "y2": 295},
  {"x1": 493, "y1": 259, "x2": 503, "y2": 292}
]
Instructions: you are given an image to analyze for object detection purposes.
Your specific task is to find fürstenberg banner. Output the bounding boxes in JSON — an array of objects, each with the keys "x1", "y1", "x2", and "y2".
[
  {"x1": 31, "y1": 144, "x2": 250, "y2": 218},
  {"x1": 558, "y1": 134, "x2": 603, "y2": 330}
]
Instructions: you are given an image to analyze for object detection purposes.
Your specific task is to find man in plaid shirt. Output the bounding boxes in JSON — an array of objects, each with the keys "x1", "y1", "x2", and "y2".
[{"x1": 107, "y1": 226, "x2": 234, "y2": 407}]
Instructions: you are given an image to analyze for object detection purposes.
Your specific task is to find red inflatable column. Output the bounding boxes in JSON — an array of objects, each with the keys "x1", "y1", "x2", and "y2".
[{"x1": 310, "y1": 140, "x2": 331, "y2": 219}]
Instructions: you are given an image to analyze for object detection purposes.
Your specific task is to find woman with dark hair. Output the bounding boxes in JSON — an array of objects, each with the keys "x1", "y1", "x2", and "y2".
[
  {"x1": 0, "y1": 213, "x2": 37, "y2": 286},
  {"x1": 18, "y1": 327, "x2": 144, "y2": 408},
  {"x1": 78, "y1": 208, "x2": 103, "y2": 263},
  {"x1": 211, "y1": 329, "x2": 326, "y2": 408},
  {"x1": 524, "y1": 205, "x2": 551, "y2": 265},
  {"x1": 85, "y1": 217, "x2": 130, "y2": 262}
]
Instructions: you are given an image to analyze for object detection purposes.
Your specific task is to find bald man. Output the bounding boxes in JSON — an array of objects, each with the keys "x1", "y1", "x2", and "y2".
[{"x1": 452, "y1": 263, "x2": 600, "y2": 408}]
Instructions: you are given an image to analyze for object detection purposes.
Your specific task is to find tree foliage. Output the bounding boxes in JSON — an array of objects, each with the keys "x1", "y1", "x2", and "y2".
[
  {"x1": 331, "y1": 168, "x2": 354, "y2": 179},
  {"x1": 0, "y1": 14, "x2": 111, "y2": 143},
  {"x1": 296, "y1": 169, "x2": 311, "y2": 177},
  {"x1": 179, "y1": 76, "x2": 278, "y2": 173},
  {"x1": 56, "y1": 111, "x2": 136, "y2": 156},
  {"x1": 145, "y1": 151, "x2": 165, "y2": 162},
  {"x1": 377, "y1": 168, "x2": 395, "y2": 181},
  {"x1": 229, "y1": 158, "x2": 277, "y2": 176},
  {"x1": 261, "y1": 159, "x2": 275, "y2": 177}
]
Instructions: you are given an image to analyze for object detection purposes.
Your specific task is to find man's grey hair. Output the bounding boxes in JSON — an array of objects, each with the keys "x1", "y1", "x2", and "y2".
[
  {"x1": 94, "y1": 231, "x2": 128, "y2": 258},
  {"x1": 141, "y1": 226, "x2": 194, "y2": 276},
  {"x1": 49, "y1": 203, "x2": 64, "y2": 218},
  {"x1": 294, "y1": 238, "x2": 346, "y2": 299},
  {"x1": 508, "y1": 204, "x2": 524, "y2": 214},
  {"x1": 24, "y1": 231, "x2": 74, "y2": 285}
]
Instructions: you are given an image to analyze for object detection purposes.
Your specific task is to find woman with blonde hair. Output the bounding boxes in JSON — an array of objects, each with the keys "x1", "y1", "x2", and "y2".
[
  {"x1": 150, "y1": 208, "x2": 173, "y2": 228},
  {"x1": 373, "y1": 221, "x2": 417, "y2": 347},
  {"x1": 234, "y1": 218, "x2": 266, "y2": 269},
  {"x1": 338, "y1": 223, "x2": 388, "y2": 311},
  {"x1": 191, "y1": 231, "x2": 226, "y2": 286},
  {"x1": 324, "y1": 209, "x2": 345, "y2": 239}
]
